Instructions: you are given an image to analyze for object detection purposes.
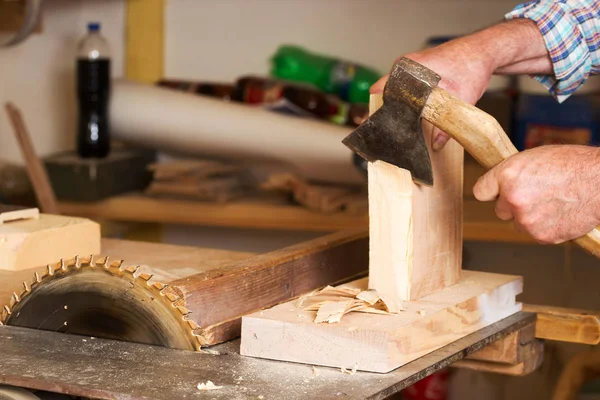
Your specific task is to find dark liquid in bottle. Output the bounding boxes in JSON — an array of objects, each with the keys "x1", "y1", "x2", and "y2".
[{"x1": 77, "y1": 58, "x2": 110, "y2": 158}]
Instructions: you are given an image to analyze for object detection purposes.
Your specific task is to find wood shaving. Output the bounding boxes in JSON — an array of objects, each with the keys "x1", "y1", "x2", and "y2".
[
  {"x1": 300, "y1": 285, "x2": 405, "y2": 324},
  {"x1": 418, "y1": 309, "x2": 426, "y2": 316},
  {"x1": 315, "y1": 300, "x2": 355, "y2": 323},
  {"x1": 356, "y1": 290, "x2": 380, "y2": 305},
  {"x1": 197, "y1": 381, "x2": 222, "y2": 391},
  {"x1": 341, "y1": 364, "x2": 358, "y2": 375},
  {"x1": 312, "y1": 366, "x2": 320, "y2": 376}
]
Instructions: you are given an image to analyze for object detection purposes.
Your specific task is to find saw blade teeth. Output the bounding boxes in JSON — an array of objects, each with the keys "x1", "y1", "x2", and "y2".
[
  {"x1": 22, "y1": 281, "x2": 30, "y2": 293},
  {"x1": 61, "y1": 259, "x2": 69, "y2": 271},
  {"x1": 34, "y1": 271, "x2": 41, "y2": 283},
  {"x1": 125, "y1": 265, "x2": 139, "y2": 275},
  {"x1": 138, "y1": 273, "x2": 152, "y2": 282},
  {"x1": 176, "y1": 305, "x2": 190, "y2": 316},
  {"x1": 153, "y1": 282, "x2": 167, "y2": 291},
  {"x1": 47, "y1": 264, "x2": 54, "y2": 276},
  {"x1": 100, "y1": 256, "x2": 109, "y2": 267},
  {"x1": 89, "y1": 254, "x2": 95, "y2": 265},
  {"x1": 74, "y1": 255, "x2": 81, "y2": 268},
  {"x1": 3, "y1": 305, "x2": 11, "y2": 316},
  {"x1": 165, "y1": 292, "x2": 179, "y2": 302},
  {"x1": 10, "y1": 292, "x2": 19, "y2": 306},
  {"x1": 112, "y1": 259, "x2": 124, "y2": 269},
  {"x1": 187, "y1": 320, "x2": 200, "y2": 330}
]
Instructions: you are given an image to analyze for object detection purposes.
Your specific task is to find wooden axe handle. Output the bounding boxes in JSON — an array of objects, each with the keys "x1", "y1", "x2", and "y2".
[{"x1": 421, "y1": 86, "x2": 600, "y2": 258}]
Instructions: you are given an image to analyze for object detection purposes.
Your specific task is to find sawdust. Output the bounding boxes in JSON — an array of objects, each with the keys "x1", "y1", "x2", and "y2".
[
  {"x1": 298, "y1": 285, "x2": 405, "y2": 324},
  {"x1": 341, "y1": 364, "x2": 358, "y2": 375},
  {"x1": 312, "y1": 366, "x2": 320, "y2": 376},
  {"x1": 197, "y1": 380, "x2": 223, "y2": 391}
]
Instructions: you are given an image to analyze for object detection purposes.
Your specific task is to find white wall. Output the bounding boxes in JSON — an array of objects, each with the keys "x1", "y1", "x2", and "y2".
[
  {"x1": 0, "y1": 0, "x2": 125, "y2": 164},
  {"x1": 165, "y1": 0, "x2": 522, "y2": 81}
]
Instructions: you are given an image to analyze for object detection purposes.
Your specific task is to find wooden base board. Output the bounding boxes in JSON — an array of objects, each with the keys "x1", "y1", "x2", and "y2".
[{"x1": 241, "y1": 270, "x2": 523, "y2": 373}]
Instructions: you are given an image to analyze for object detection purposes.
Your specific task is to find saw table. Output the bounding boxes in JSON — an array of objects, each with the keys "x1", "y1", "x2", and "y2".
[
  {"x1": 0, "y1": 231, "x2": 597, "y2": 399},
  {"x1": 0, "y1": 313, "x2": 534, "y2": 400}
]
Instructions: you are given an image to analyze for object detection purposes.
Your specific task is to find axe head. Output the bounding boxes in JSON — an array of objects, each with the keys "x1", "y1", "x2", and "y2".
[{"x1": 342, "y1": 57, "x2": 441, "y2": 186}]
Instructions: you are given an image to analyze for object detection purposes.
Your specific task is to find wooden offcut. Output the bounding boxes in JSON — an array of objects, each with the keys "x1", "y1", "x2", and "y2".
[
  {"x1": 241, "y1": 270, "x2": 523, "y2": 373},
  {"x1": 0, "y1": 214, "x2": 100, "y2": 271},
  {"x1": 367, "y1": 94, "x2": 463, "y2": 301}
]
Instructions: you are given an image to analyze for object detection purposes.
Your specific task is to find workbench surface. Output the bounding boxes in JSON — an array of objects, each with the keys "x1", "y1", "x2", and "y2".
[{"x1": 0, "y1": 312, "x2": 534, "y2": 400}]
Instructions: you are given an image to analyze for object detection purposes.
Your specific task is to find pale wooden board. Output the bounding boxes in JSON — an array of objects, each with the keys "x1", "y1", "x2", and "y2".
[
  {"x1": 0, "y1": 214, "x2": 100, "y2": 272},
  {"x1": 367, "y1": 94, "x2": 463, "y2": 301},
  {"x1": 0, "y1": 206, "x2": 38, "y2": 224},
  {"x1": 241, "y1": 270, "x2": 522, "y2": 373}
]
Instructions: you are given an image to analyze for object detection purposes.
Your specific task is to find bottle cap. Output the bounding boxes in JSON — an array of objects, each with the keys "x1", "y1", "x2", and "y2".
[{"x1": 88, "y1": 22, "x2": 101, "y2": 32}]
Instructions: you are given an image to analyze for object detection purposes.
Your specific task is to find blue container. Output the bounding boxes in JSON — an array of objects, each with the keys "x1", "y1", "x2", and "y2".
[{"x1": 514, "y1": 77, "x2": 600, "y2": 150}]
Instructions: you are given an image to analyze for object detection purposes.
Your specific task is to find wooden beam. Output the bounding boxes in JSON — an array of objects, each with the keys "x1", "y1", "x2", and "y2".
[
  {"x1": 524, "y1": 304, "x2": 600, "y2": 345},
  {"x1": 454, "y1": 320, "x2": 545, "y2": 376},
  {"x1": 367, "y1": 94, "x2": 463, "y2": 301},
  {"x1": 125, "y1": 0, "x2": 164, "y2": 83}
]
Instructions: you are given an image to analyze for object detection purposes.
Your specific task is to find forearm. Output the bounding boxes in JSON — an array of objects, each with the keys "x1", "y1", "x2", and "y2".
[{"x1": 463, "y1": 19, "x2": 552, "y2": 76}]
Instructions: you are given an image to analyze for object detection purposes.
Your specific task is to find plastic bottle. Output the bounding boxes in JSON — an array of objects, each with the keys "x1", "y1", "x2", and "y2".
[
  {"x1": 76, "y1": 22, "x2": 111, "y2": 158},
  {"x1": 270, "y1": 45, "x2": 381, "y2": 104}
]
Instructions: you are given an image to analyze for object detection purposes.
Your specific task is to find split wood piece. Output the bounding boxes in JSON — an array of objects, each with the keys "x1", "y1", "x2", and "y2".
[
  {"x1": 453, "y1": 320, "x2": 544, "y2": 376},
  {"x1": 0, "y1": 204, "x2": 38, "y2": 224},
  {"x1": 367, "y1": 94, "x2": 463, "y2": 301},
  {"x1": 0, "y1": 214, "x2": 100, "y2": 271},
  {"x1": 523, "y1": 304, "x2": 600, "y2": 345},
  {"x1": 262, "y1": 173, "x2": 368, "y2": 215},
  {"x1": 4, "y1": 103, "x2": 59, "y2": 214},
  {"x1": 163, "y1": 229, "x2": 368, "y2": 346},
  {"x1": 240, "y1": 270, "x2": 522, "y2": 373}
]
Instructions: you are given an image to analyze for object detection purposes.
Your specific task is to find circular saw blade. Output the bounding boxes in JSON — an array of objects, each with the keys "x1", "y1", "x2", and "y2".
[{"x1": 0, "y1": 256, "x2": 202, "y2": 351}]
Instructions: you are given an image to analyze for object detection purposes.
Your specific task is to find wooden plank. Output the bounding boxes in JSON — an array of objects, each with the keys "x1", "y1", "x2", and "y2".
[
  {"x1": 367, "y1": 94, "x2": 463, "y2": 301},
  {"x1": 58, "y1": 194, "x2": 369, "y2": 232},
  {"x1": 125, "y1": 0, "x2": 164, "y2": 83},
  {"x1": 240, "y1": 270, "x2": 523, "y2": 373},
  {"x1": 0, "y1": 214, "x2": 100, "y2": 272},
  {"x1": 4, "y1": 103, "x2": 59, "y2": 214},
  {"x1": 466, "y1": 321, "x2": 536, "y2": 364},
  {"x1": 523, "y1": 304, "x2": 600, "y2": 345},
  {"x1": 168, "y1": 229, "x2": 369, "y2": 345},
  {"x1": 0, "y1": 313, "x2": 535, "y2": 400}
]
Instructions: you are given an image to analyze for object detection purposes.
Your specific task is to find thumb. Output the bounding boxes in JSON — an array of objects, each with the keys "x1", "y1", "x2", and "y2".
[
  {"x1": 473, "y1": 167, "x2": 501, "y2": 201},
  {"x1": 370, "y1": 74, "x2": 389, "y2": 94}
]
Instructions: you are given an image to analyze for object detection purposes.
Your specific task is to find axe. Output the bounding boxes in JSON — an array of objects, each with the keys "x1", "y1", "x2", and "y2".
[{"x1": 343, "y1": 57, "x2": 600, "y2": 258}]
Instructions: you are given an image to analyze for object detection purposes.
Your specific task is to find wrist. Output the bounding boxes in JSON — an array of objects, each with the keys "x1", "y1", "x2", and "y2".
[{"x1": 462, "y1": 19, "x2": 548, "y2": 73}]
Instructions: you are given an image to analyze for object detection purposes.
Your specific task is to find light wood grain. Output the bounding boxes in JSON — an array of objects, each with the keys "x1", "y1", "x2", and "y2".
[
  {"x1": 0, "y1": 214, "x2": 100, "y2": 272},
  {"x1": 523, "y1": 304, "x2": 600, "y2": 345},
  {"x1": 4, "y1": 103, "x2": 59, "y2": 214},
  {"x1": 240, "y1": 270, "x2": 522, "y2": 373},
  {"x1": 367, "y1": 94, "x2": 463, "y2": 301},
  {"x1": 0, "y1": 205, "x2": 38, "y2": 224},
  {"x1": 422, "y1": 87, "x2": 600, "y2": 258}
]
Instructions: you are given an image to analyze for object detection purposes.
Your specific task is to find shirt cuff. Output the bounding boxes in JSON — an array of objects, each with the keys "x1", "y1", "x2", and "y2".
[{"x1": 505, "y1": 1, "x2": 596, "y2": 102}]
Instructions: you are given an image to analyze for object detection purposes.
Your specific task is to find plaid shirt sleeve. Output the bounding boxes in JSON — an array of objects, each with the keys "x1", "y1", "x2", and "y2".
[{"x1": 505, "y1": 0, "x2": 600, "y2": 102}]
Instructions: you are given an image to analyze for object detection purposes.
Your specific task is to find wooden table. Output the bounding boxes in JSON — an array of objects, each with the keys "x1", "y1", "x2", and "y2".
[{"x1": 58, "y1": 194, "x2": 533, "y2": 243}]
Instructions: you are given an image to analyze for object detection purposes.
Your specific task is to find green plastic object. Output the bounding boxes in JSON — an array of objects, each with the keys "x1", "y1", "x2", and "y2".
[{"x1": 270, "y1": 45, "x2": 381, "y2": 104}]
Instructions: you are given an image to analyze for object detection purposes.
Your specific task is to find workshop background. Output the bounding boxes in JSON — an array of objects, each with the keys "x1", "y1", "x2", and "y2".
[{"x1": 1, "y1": 0, "x2": 600, "y2": 399}]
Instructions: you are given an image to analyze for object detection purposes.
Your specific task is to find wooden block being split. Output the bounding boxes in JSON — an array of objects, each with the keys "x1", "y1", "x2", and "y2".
[
  {"x1": 367, "y1": 94, "x2": 463, "y2": 301},
  {"x1": 241, "y1": 270, "x2": 523, "y2": 373},
  {"x1": 0, "y1": 214, "x2": 100, "y2": 271}
]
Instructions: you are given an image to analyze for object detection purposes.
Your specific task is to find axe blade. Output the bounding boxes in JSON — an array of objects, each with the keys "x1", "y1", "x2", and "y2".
[{"x1": 342, "y1": 104, "x2": 434, "y2": 186}]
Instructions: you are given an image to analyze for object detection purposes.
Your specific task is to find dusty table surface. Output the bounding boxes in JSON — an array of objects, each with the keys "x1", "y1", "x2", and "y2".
[{"x1": 0, "y1": 312, "x2": 534, "y2": 400}]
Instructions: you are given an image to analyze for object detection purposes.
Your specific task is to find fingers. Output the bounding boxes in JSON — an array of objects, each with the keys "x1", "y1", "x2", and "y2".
[
  {"x1": 473, "y1": 168, "x2": 500, "y2": 202},
  {"x1": 370, "y1": 75, "x2": 388, "y2": 94},
  {"x1": 494, "y1": 195, "x2": 514, "y2": 221},
  {"x1": 432, "y1": 132, "x2": 450, "y2": 152}
]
